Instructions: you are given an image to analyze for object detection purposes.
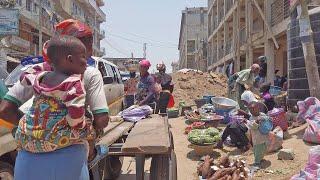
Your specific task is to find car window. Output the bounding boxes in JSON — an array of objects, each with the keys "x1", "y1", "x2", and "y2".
[
  {"x1": 98, "y1": 62, "x2": 108, "y2": 77},
  {"x1": 114, "y1": 68, "x2": 123, "y2": 84},
  {"x1": 104, "y1": 63, "x2": 116, "y2": 81}
]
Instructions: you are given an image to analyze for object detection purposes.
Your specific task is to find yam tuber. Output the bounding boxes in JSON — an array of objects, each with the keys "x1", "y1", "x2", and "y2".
[
  {"x1": 210, "y1": 167, "x2": 237, "y2": 179},
  {"x1": 219, "y1": 155, "x2": 230, "y2": 168},
  {"x1": 231, "y1": 169, "x2": 241, "y2": 180}
]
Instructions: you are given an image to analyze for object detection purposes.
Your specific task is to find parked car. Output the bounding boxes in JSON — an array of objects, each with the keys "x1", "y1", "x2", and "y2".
[{"x1": 0, "y1": 56, "x2": 125, "y2": 179}]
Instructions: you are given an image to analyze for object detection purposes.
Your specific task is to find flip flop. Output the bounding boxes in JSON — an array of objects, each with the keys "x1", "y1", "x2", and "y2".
[{"x1": 88, "y1": 144, "x2": 109, "y2": 170}]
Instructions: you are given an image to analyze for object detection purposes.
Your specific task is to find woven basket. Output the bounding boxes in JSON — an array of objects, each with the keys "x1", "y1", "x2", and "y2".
[{"x1": 189, "y1": 144, "x2": 215, "y2": 156}]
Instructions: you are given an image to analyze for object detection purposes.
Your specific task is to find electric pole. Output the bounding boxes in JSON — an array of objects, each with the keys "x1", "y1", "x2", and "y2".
[
  {"x1": 143, "y1": 43, "x2": 146, "y2": 59},
  {"x1": 297, "y1": 0, "x2": 320, "y2": 99},
  {"x1": 38, "y1": 0, "x2": 43, "y2": 55}
]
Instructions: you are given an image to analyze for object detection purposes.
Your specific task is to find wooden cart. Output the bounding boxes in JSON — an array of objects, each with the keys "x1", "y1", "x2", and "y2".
[{"x1": 91, "y1": 114, "x2": 177, "y2": 180}]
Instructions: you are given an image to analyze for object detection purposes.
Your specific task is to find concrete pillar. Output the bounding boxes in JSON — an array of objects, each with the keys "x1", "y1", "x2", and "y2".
[
  {"x1": 233, "y1": 1, "x2": 241, "y2": 72},
  {"x1": 264, "y1": 0, "x2": 275, "y2": 84},
  {"x1": 245, "y1": 0, "x2": 253, "y2": 68},
  {"x1": 265, "y1": 39, "x2": 275, "y2": 84}
]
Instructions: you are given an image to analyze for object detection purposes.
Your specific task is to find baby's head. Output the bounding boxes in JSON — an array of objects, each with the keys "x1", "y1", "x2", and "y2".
[
  {"x1": 248, "y1": 102, "x2": 260, "y2": 116},
  {"x1": 47, "y1": 35, "x2": 87, "y2": 75}
]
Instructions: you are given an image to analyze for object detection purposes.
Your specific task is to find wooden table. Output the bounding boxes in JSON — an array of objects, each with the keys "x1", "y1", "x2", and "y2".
[{"x1": 98, "y1": 114, "x2": 176, "y2": 180}]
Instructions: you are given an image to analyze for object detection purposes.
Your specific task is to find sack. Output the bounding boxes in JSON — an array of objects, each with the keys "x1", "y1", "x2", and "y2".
[
  {"x1": 267, "y1": 126, "x2": 283, "y2": 153},
  {"x1": 291, "y1": 145, "x2": 320, "y2": 180},
  {"x1": 303, "y1": 114, "x2": 320, "y2": 144}
]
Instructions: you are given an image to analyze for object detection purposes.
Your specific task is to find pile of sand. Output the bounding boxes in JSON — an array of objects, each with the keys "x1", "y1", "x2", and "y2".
[{"x1": 172, "y1": 71, "x2": 228, "y2": 107}]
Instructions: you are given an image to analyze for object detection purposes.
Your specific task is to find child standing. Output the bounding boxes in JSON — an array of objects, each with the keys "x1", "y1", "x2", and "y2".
[{"x1": 247, "y1": 102, "x2": 271, "y2": 168}]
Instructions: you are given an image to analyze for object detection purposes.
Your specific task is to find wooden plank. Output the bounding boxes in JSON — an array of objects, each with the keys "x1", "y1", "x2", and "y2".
[
  {"x1": 97, "y1": 121, "x2": 134, "y2": 146},
  {"x1": 252, "y1": 0, "x2": 280, "y2": 49},
  {"x1": 102, "y1": 119, "x2": 124, "y2": 135},
  {"x1": 121, "y1": 115, "x2": 171, "y2": 154}
]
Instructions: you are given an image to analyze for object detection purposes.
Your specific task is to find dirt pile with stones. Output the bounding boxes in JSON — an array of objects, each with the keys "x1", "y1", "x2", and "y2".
[{"x1": 172, "y1": 71, "x2": 228, "y2": 107}]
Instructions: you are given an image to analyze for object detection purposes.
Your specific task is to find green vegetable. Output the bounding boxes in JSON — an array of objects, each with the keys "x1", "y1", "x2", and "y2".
[{"x1": 187, "y1": 128, "x2": 221, "y2": 145}]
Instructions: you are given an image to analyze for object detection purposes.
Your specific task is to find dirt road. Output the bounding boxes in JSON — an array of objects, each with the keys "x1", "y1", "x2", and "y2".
[{"x1": 118, "y1": 117, "x2": 311, "y2": 180}]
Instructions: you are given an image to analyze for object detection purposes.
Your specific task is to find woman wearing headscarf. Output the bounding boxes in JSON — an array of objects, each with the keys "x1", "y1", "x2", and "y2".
[
  {"x1": 135, "y1": 59, "x2": 157, "y2": 108},
  {"x1": 0, "y1": 19, "x2": 109, "y2": 180}
]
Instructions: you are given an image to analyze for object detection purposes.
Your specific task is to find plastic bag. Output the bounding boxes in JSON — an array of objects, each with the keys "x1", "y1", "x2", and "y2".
[
  {"x1": 267, "y1": 126, "x2": 283, "y2": 153},
  {"x1": 291, "y1": 145, "x2": 320, "y2": 180},
  {"x1": 303, "y1": 114, "x2": 320, "y2": 144}
]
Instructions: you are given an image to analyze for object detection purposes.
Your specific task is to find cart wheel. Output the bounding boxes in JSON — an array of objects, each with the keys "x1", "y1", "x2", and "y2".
[
  {"x1": 104, "y1": 156, "x2": 122, "y2": 180},
  {"x1": 150, "y1": 151, "x2": 177, "y2": 180},
  {"x1": 0, "y1": 161, "x2": 14, "y2": 180}
]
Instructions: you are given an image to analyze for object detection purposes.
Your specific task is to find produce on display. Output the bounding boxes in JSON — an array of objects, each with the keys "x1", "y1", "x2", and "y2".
[
  {"x1": 198, "y1": 155, "x2": 249, "y2": 180},
  {"x1": 187, "y1": 128, "x2": 221, "y2": 145}
]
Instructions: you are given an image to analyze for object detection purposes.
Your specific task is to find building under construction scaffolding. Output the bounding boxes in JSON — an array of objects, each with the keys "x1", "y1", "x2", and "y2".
[{"x1": 207, "y1": 0, "x2": 319, "y2": 83}]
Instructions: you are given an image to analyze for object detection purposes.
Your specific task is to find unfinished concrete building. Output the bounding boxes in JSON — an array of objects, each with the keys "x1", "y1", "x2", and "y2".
[
  {"x1": 178, "y1": 7, "x2": 208, "y2": 71},
  {"x1": 207, "y1": 0, "x2": 296, "y2": 82}
]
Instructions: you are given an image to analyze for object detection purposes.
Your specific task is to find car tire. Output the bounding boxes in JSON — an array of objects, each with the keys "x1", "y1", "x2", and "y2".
[{"x1": 0, "y1": 161, "x2": 14, "y2": 180}]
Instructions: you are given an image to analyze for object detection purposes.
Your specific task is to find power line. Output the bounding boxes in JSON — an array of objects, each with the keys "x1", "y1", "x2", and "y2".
[
  {"x1": 104, "y1": 40, "x2": 130, "y2": 57},
  {"x1": 105, "y1": 38, "x2": 132, "y2": 56},
  {"x1": 119, "y1": 31, "x2": 178, "y2": 46},
  {"x1": 107, "y1": 33, "x2": 177, "y2": 49}
]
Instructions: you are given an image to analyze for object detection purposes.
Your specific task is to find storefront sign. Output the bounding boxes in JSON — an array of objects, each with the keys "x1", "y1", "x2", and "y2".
[{"x1": 0, "y1": 8, "x2": 19, "y2": 35}]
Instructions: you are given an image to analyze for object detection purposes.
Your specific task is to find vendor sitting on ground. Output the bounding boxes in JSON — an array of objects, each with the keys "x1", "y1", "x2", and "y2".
[
  {"x1": 228, "y1": 64, "x2": 260, "y2": 110},
  {"x1": 260, "y1": 83, "x2": 276, "y2": 111}
]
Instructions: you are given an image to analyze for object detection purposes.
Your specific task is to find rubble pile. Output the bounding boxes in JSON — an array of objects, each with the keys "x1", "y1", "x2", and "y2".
[{"x1": 172, "y1": 71, "x2": 228, "y2": 107}]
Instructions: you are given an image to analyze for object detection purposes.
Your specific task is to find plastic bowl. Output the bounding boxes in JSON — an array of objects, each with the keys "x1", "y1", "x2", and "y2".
[{"x1": 211, "y1": 97, "x2": 238, "y2": 110}]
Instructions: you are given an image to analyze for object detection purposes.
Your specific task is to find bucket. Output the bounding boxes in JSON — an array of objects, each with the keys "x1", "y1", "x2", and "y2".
[
  {"x1": 215, "y1": 109, "x2": 234, "y2": 124},
  {"x1": 203, "y1": 95, "x2": 215, "y2": 104},
  {"x1": 194, "y1": 99, "x2": 207, "y2": 108},
  {"x1": 211, "y1": 97, "x2": 238, "y2": 110}
]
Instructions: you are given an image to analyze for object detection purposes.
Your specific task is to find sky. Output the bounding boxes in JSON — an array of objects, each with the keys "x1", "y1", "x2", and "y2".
[{"x1": 100, "y1": 0, "x2": 207, "y2": 73}]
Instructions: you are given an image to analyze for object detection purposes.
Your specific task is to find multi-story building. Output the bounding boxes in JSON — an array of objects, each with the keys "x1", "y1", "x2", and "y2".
[
  {"x1": 207, "y1": 0, "x2": 318, "y2": 82},
  {"x1": 3, "y1": 0, "x2": 106, "y2": 72},
  {"x1": 171, "y1": 61, "x2": 179, "y2": 73},
  {"x1": 178, "y1": 7, "x2": 208, "y2": 71}
]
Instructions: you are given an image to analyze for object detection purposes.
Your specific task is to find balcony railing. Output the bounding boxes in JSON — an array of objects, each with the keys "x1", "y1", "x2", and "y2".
[
  {"x1": 88, "y1": 0, "x2": 106, "y2": 21},
  {"x1": 271, "y1": 0, "x2": 290, "y2": 26}
]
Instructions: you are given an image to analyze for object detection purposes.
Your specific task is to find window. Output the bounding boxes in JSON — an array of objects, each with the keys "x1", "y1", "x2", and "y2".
[
  {"x1": 17, "y1": 0, "x2": 22, "y2": 6},
  {"x1": 104, "y1": 64, "x2": 115, "y2": 79},
  {"x1": 98, "y1": 62, "x2": 107, "y2": 77},
  {"x1": 26, "y1": 0, "x2": 32, "y2": 11},
  {"x1": 187, "y1": 40, "x2": 196, "y2": 53},
  {"x1": 34, "y1": 3, "x2": 38, "y2": 13}
]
